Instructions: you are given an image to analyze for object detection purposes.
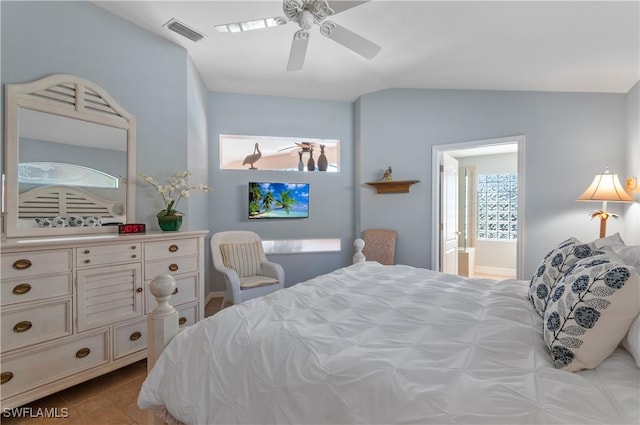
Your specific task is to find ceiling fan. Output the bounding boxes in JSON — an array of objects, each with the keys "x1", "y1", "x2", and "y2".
[{"x1": 214, "y1": 0, "x2": 381, "y2": 71}]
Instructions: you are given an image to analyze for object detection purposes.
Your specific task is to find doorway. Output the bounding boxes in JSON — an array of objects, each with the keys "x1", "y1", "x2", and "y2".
[{"x1": 432, "y1": 135, "x2": 525, "y2": 280}]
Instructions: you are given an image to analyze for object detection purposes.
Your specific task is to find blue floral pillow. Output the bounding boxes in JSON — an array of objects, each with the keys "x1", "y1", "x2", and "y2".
[
  {"x1": 34, "y1": 216, "x2": 70, "y2": 228},
  {"x1": 528, "y1": 238, "x2": 599, "y2": 316},
  {"x1": 543, "y1": 253, "x2": 640, "y2": 371},
  {"x1": 68, "y1": 216, "x2": 102, "y2": 227}
]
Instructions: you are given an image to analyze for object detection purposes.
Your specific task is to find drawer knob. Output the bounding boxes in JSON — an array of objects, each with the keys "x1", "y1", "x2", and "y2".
[
  {"x1": 12, "y1": 283, "x2": 32, "y2": 295},
  {"x1": 84, "y1": 259, "x2": 91, "y2": 264},
  {"x1": 13, "y1": 321, "x2": 32, "y2": 333},
  {"x1": 84, "y1": 250, "x2": 90, "y2": 254},
  {"x1": 131, "y1": 245, "x2": 137, "y2": 250},
  {"x1": 168, "y1": 244, "x2": 179, "y2": 253},
  {"x1": 172, "y1": 287, "x2": 179, "y2": 295},
  {"x1": 12, "y1": 259, "x2": 32, "y2": 270},
  {"x1": 129, "y1": 331, "x2": 142, "y2": 341},
  {"x1": 178, "y1": 316, "x2": 187, "y2": 326},
  {"x1": 169, "y1": 264, "x2": 179, "y2": 272},
  {"x1": 136, "y1": 287, "x2": 143, "y2": 293},
  {"x1": 75, "y1": 347, "x2": 91, "y2": 359},
  {"x1": 0, "y1": 372, "x2": 14, "y2": 385},
  {"x1": 131, "y1": 254, "x2": 137, "y2": 258}
]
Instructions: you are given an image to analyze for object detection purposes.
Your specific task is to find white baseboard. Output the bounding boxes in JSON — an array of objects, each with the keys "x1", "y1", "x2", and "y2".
[
  {"x1": 474, "y1": 266, "x2": 516, "y2": 277},
  {"x1": 206, "y1": 291, "x2": 225, "y2": 305}
]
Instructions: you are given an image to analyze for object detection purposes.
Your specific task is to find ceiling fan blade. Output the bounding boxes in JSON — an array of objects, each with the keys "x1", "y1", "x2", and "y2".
[
  {"x1": 287, "y1": 30, "x2": 310, "y2": 71},
  {"x1": 319, "y1": 21, "x2": 380, "y2": 59},
  {"x1": 328, "y1": 1, "x2": 369, "y2": 15}
]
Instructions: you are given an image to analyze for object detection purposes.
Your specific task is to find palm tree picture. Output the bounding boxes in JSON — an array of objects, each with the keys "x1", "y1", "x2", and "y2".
[{"x1": 248, "y1": 182, "x2": 309, "y2": 219}]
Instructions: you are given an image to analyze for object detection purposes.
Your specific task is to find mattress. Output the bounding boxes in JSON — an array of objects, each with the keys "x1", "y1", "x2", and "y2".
[{"x1": 138, "y1": 262, "x2": 640, "y2": 424}]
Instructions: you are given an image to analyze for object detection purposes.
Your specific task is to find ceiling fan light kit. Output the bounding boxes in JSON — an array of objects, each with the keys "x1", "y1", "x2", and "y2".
[
  {"x1": 215, "y1": 0, "x2": 380, "y2": 71},
  {"x1": 214, "y1": 17, "x2": 286, "y2": 33}
]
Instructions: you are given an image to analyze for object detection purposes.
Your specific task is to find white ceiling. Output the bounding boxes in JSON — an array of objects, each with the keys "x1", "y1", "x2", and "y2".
[{"x1": 93, "y1": 0, "x2": 639, "y2": 102}]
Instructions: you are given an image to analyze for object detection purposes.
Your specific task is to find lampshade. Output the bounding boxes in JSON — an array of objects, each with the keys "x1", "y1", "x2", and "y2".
[{"x1": 578, "y1": 168, "x2": 633, "y2": 202}]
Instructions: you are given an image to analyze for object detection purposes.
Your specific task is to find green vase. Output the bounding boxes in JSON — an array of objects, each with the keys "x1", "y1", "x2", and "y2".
[{"x1": 157, "y1": 214, "x2": 183, "y2": 231}]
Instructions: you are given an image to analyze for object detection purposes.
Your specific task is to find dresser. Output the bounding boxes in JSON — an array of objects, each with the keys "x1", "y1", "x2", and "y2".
[{"x1": 0, "y1": 230, "x2": 208, "y2": 409}]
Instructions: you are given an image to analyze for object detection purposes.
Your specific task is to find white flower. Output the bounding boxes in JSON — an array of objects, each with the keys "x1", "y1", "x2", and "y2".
[{"x1": 138, "y1": 170, "x2": 212, "y2": 214}]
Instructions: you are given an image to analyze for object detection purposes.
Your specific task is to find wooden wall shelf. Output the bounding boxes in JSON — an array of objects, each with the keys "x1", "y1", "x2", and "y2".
[{"x1": 365, "y1": 180, "x2": 420, "y2": 194}]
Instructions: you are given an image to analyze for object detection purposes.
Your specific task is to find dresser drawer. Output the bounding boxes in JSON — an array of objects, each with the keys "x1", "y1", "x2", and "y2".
[
  {"x1": 1, "y1": 299, "x2": 72, "y2": 352},
  {"x1": 76, "y1": 243, "x2": 142, "y2": 268},
  {"x1": 113, "y1": 318, "x2": 147, "y2": 360},
  {"x1": 145, "y1": 273, "x2": 198, "y2": 314},
  {"x1": 1, "y1": 250, "x2": 72, "y2": 279},
  {"x1": 1, "y1": 273, "x2": 72, "y2": 306},
  {"x1": 145, "y1": 238, "x2": 198, "y2": 261},
  {"x1": 0, "y1": 330, "x2": 109, "y2": 399},
  {"x1": 145, "y1": 256, "x2": 199, "y2": 280},
  {"x1": 177, "y1": 302, "x2": 198, "y2": 328}
]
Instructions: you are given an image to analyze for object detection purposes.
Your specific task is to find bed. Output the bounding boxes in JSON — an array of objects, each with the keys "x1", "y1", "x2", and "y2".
[{"x1": 138, "y1": 238, "x2": 640, "y2": 424}]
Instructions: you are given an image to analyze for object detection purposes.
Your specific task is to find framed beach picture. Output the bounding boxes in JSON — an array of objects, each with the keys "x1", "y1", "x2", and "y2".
[{"x1": 248, "y1": 182, "x2": 309, "y2": 219}]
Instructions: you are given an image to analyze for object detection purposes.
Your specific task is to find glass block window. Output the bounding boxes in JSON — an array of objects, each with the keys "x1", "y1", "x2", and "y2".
[{"x1": 477, "y1": 173, "x2": 517, "y2": 240}]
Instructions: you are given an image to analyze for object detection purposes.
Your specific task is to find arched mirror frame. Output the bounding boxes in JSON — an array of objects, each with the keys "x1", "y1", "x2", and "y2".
[{"x1": 4, "y1": 74, "x2": 136, "y2": 238}]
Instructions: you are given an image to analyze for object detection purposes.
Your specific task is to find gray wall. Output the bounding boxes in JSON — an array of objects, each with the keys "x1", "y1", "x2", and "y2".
[
  {"x1": 356, "y1": 89, "x2": 630, "y2": 278},
  {"x1": 207, "y1": 91, "x2": 355, "y2": 290},
  {"x1": 2, "y1": 1, "x2": 637, "y2": 295},
  {"x1": 1, "y1": 0, "x2": 191, "y2": 227},
  {"x1": 625, "y1": 82, "x2": 640, "y2": 245}
]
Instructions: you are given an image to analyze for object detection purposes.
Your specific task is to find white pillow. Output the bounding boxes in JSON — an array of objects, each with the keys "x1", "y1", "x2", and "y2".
[
  {"x1": 623, "y1": 314, "x2": 640, "y2": 368},
  {"x1": 592, "y1": 232, "x2": 625, "y2": 249},
  {"x1": 611, "y1": 245, "x2": 640, "y2": 270}
]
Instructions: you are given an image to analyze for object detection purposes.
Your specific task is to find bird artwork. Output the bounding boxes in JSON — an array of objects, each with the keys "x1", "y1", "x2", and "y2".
[{"x1": 242, "y1": 143, "x2": 262, "y2": 169}]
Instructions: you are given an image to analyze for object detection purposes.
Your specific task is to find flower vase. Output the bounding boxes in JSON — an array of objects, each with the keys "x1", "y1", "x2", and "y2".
[
  {"x1": 157, "y1": 213, "x2": 183, "y2": 231},
  {"x1": 307, "y1": 148, "x2": 315, "y2": 172},
  {"x1": 317, "y1": 144, "x2": 328, "y2": 172}
]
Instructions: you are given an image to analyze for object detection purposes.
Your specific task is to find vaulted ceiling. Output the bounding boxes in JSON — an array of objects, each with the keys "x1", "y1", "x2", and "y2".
[{"x1": 94, "y1": 1, "x2": 639, "y2": 102}]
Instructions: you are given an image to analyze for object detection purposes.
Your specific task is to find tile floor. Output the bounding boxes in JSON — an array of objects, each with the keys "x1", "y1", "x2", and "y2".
[{"x1": 1, "y1": 297, "x2": 225, "y2": 425}]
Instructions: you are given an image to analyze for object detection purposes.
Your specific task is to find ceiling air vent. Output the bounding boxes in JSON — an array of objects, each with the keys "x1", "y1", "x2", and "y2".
[{"x1": 165, "y1": 19, "x2": 205, "y2": 42}]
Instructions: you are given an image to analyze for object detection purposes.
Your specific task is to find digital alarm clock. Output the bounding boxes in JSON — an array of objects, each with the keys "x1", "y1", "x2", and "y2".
[{"x1": 118, "y1": 223, "x2": 146, "y2": 234}]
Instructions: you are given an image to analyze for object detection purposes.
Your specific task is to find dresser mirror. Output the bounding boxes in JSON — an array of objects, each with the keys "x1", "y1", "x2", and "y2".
[{"x1": 3, "y1": 74, "x2": 136, "y2": 238}]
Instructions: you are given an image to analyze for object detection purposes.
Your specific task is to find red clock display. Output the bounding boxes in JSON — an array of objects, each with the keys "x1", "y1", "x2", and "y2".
[{"x1": 118, "y1": 223, "x2": 146, "y2": 234}]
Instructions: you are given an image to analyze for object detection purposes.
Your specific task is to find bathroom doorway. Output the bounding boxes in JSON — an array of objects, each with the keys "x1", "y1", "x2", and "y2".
[{"x1": 432, "y1": 135, "x2": 525, "y2": 280}]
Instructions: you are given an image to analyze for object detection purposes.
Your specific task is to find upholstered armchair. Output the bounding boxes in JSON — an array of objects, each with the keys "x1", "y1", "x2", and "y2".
[
  {"x1": 211, "y1": 231, "x2": 284, "y2": 309},
  {"x1": 362, "y1": 229, "x2": 397, "y2": 265}
]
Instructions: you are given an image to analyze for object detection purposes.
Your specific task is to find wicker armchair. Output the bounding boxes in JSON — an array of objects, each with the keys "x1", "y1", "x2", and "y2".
[{"x1": 211, "y1": 231, "x2": 284, "y2": 309}]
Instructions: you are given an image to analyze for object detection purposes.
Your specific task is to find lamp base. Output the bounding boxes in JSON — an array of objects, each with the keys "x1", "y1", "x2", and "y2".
[
  {"x1": 590, "y1": 210, "x2": 618, "y2": 239},
  {"x1": 599, "y1": 217, "x2": 607, "y2": 239}
]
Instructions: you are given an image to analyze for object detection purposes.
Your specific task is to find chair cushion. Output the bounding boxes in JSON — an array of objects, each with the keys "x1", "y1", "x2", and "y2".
[
  {"x1": 240, "y1": 275, "x2": 279, "y2": 290},
  {"x1": 220, "y1": 241, "x2": 263, "y2": 277}
]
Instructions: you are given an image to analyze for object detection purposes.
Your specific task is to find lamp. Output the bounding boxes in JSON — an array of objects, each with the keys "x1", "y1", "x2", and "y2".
[{"x1": 578, "y1": 167, "x2": 632, "y2": 238}]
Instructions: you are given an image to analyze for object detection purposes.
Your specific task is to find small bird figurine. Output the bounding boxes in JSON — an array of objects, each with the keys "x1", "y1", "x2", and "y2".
[
  {"x1": 383, "y1": 166, "x2": 392, "y2": 181},
  {"x1": 242, "y1": 143, "x2": 262, "y2": 169}
]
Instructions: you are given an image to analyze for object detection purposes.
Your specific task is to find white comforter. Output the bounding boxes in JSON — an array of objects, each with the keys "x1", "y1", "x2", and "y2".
[{"x1": 138, "y1": 262, "x2": 640, "y2": 424}]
